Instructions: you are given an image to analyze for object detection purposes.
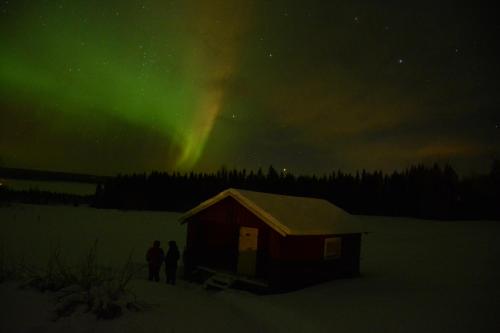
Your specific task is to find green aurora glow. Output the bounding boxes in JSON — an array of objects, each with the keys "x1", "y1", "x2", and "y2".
[
  {"x1": 1, "y1": 1, "x2": 498, "y2": 175},
  {"x1": 1, "y1": 1, "x2": 248, "y2": 169}
]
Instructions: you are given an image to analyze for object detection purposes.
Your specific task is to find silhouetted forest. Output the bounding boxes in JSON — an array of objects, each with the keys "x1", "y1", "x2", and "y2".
[
  {"x1": 1, "y1": 162, "x2": 498, "y2": 220},
  {"x1": 92, "y1": 162, "x2": 500, "y2": 220},
  {"x1": 0, "y1": 188, "x2": 93, "y2": 206}
]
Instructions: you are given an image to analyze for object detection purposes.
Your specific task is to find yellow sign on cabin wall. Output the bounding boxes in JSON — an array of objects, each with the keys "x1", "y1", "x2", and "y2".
[{"x1": 324, "y1": 237, "x2": 342, "y2": 259}]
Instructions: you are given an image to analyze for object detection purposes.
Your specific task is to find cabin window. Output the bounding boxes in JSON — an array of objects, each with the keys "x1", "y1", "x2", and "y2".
[{"x1": 324, "y1": 237, "x2": 341, "y2": 259}]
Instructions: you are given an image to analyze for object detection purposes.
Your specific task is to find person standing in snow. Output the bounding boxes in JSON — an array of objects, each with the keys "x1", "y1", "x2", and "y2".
[
  {"x1": 165, "y1": 240, "x2": 180, "y2": 285},
  {"x1": 146, "y1": 240, "x2": 164, "y2": 282}
]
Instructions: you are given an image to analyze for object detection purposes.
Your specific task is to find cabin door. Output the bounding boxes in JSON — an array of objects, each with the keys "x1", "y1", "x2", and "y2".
[{"x1": 237, "y1": 226, "x2": 259, "y2": 276}]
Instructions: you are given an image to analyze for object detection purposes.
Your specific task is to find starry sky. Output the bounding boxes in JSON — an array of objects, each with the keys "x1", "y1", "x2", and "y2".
[{"x1": 1, "y1": 0, "x2": 499, "y2": 176}]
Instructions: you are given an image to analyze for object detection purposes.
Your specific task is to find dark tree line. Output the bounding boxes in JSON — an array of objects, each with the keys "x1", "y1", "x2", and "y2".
[
  {"x1": 94, "y1": 162, "x2": 500, "y2": 220},
  {"x1": 0, "y1": 188, "x2": 93, "y2": 206}
]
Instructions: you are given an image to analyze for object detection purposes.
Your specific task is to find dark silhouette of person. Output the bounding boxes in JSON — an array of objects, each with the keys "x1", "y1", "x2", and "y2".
[
  {"x1": 165, "y1": 240, "x2": 180, "y2": 285},
  {"x1": 146, "y1": 240, "x2": 164, "y2": 282}
]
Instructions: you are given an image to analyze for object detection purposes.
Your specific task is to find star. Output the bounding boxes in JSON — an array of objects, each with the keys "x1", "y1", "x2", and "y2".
[{"x1": 398, "y1": 58, "x2": 404, "y2": 64}]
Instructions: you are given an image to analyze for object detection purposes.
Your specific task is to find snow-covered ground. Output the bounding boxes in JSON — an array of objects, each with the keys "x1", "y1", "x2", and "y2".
[{"x1": 1, "y1": 203, "x2": 499, "y2": 332}]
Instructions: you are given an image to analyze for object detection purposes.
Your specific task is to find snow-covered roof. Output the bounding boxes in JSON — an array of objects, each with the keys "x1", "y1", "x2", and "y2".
[{"x1": 179, "y1": 188, "x2": 361, "y2": 236}]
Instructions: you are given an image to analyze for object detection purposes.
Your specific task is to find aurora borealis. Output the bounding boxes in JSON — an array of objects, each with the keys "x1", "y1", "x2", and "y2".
[{"x1": 1, "y1": 1, "x2": 499, "y2": 175}]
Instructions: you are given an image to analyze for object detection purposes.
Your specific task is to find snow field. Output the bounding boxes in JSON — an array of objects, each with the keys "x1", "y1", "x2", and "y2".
[{"x1": 1, "y1": 203, "x2": 499, "y2": 332}]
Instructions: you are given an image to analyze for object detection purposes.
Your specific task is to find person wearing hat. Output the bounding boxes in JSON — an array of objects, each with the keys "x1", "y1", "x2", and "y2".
[{"x1": 165, "y1": 240, "x2": 180, "y2": 285}]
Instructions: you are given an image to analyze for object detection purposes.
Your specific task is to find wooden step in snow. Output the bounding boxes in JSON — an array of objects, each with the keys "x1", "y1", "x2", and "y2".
[
  {"x1": 197, "y1": 266, "x2": 269, "y2": 292},
  {"x1": 204, "y1": 274, "x2": 235, "y2": 291}
]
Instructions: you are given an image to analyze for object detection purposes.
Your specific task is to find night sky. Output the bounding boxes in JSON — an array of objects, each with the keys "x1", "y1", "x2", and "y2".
[{"x1": 1, "y1": 0, "x2": 499, "y2": 176}]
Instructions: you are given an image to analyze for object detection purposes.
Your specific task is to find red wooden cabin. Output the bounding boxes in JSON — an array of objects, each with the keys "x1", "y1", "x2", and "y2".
[{"x1": 179, "y1": 188, "x2": 363, "y2": 291}]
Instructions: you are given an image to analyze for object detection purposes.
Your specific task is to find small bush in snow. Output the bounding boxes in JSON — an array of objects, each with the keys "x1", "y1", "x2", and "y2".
[
  {"x1": 19, "y1": 241, "x2": 143, "y2": 320},
  {"x1": 0, "y1": 243, "x2": 15, "y2": 282}
]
